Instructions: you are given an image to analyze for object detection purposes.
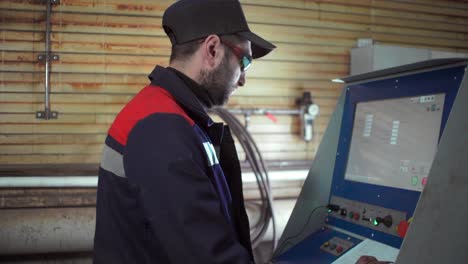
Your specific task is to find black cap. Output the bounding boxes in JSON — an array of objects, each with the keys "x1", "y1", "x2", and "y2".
[{"x1": 162, "y1": 0, "x2": 276, "y2": 59}]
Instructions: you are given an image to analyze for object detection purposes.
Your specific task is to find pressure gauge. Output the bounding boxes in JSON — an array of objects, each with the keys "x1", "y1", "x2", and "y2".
[{"x1": 308, "y1": 104, "x2": 319, "y2": 117}]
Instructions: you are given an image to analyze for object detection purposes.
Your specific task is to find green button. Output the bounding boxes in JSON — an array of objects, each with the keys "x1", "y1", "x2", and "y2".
[
  {"x1": 349, "y1": 212, "x2": 354, "y2": 218},
  {"x1": 412, "y1": 176, "x2": 418, "y2": 186}
]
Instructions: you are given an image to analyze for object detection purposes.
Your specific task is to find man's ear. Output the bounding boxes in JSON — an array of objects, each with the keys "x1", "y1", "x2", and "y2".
[{"x1": 201, "y1": 35, "x2": 224, "y2": 70}]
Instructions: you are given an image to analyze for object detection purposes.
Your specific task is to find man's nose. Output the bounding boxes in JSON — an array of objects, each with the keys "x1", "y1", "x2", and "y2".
[{"x1": 237, "y1": 71, "x2": 246, "y2": 87}]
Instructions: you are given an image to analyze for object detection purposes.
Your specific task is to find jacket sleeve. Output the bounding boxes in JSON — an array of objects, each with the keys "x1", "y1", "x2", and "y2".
[{"x1": 124, "y1": 113, "x2": 252, "y2": 264}]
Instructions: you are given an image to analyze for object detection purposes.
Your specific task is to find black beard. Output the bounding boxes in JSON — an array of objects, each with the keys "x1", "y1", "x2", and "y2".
[{"x1": 199, "y1": 54, "x2": 233, "y2": 107}]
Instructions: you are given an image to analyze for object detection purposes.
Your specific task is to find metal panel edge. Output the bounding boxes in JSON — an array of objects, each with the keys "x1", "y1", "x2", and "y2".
[
  {"x1": 396, "y1": 67, "x2": 468, "y2": 263},
  {"x1": 273, "y1": 89, "x2": 347, "y2": 259}
]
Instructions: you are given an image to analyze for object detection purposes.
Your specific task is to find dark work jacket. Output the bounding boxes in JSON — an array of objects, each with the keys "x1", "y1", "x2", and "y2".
[{"x1": 93, "y1": 66, "x2": 253, "y2": 263}]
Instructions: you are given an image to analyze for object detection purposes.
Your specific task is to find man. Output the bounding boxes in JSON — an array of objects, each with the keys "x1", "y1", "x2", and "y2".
[
  {"x1": 93, "y1": 0, "x2": 393, "y2": 263},
  {"x1": 93, "y1": 0, "x2": 275, "y2": 263}
]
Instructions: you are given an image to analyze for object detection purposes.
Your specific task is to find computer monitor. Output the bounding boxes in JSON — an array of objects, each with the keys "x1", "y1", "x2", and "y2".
[{"x1": 344, "y1": 94, "x2": 445, "y2": 191}]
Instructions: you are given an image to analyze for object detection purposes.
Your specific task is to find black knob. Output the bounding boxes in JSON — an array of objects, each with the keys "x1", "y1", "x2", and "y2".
[
  {"x1": 340, "y1": 208, "x2": 347, "y2": 217},
  {"x1": 376, "y1": 215, "x2": 393, "y2": 228}
]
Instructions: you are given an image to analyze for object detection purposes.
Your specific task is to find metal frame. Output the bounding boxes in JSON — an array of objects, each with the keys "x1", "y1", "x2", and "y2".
[{"x1": 36, "y1": 0, "x2": 60, "y2": 120}]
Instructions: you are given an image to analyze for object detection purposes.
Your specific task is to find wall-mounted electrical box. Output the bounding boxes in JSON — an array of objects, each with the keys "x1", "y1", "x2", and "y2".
[{"x1": 351, "y1": 44, "x2": 468, "y2": 75}]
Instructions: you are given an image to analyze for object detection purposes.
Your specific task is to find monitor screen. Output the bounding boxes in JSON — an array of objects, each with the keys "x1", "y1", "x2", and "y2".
[{"x1": 344, "y1": 94, "x2": 445, "y2": 191}]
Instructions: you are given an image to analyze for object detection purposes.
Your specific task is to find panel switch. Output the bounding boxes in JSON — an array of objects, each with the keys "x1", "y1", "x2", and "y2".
[
  {"x1": 340, "y1": 208, "x2": 347, "y2": 217},
  {"x1": 336, "y1": 246, "x2": 343, "y2": 254},
  {"x1": 353, "y1": 213, "x2": 360, "y2": 221},
  {"x1": 376, "y1": 215, "x2": 393, "y2": 228}
]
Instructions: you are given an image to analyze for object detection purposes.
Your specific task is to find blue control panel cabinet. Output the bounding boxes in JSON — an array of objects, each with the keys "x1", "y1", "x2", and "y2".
[{"x1": 274, "y1": 61, "x2": 466, "y2": 263}]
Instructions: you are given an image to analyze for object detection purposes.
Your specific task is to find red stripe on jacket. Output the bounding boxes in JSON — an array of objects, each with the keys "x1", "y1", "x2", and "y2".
[{"x1": 108, "y1": 86, "x2": 195, "y2": 146}]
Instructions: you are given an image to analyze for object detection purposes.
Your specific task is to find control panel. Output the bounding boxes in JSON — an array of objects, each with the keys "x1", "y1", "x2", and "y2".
[
  {"x1": 320, "y1": 236, "x2": 355, "y2": 256},
  {"x1": 273, "y1": 61, "x2": 466, "y2": 264},
  {"x1": 275, "y1": 227, "x2": 362, "y2": 263},
  {"x1": 329, "y1": 196, "x2": 407, "y2": 237}
]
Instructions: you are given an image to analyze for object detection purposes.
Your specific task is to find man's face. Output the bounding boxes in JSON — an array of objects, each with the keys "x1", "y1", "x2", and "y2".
[{"x1": 200, "y1": 40, "x2": 251, "y2": 106}]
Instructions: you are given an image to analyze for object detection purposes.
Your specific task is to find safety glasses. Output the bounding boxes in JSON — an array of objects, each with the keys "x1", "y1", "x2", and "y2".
[{"x1": 221, "y1": 40, "x2": 252, "y2": 72}]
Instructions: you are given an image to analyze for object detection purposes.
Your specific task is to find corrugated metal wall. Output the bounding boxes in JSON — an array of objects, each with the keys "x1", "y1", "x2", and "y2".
[{"x1": 1, "y1": 0, "x2": 468, "y2": 166}]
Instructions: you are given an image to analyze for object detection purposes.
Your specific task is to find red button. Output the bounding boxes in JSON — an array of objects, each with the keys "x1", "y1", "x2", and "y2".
[
  {"x1": 422, "y1": 177, "x2": 428, "y2": 186},
  {"x1": 397, "y1": 220, "x2": 409, "y2": 238},
  {"x1": 353, "y1": 213, "x2": 360, "y2": 220},
  {"x1": 336, "y1": 246, "x2": 343, "y2": 253}
]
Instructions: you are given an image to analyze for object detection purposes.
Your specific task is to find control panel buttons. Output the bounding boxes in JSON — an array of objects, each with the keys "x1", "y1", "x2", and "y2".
[
  {"x1": 336, "y1": 246, "x2": 343, "y2": 253},
  {"x1": 353, "y1": 213, "x2": 360, "y2": 220},
  {"x1": 329, "y1": 196, "x2": 407, "y2": 237},
  {"x1": 422, "y1": 177, "x2": 428, "y2": 186},
  {"x1": 373, "y1": 218, "x2": 380, "y2": 226},
  {"x1": 320, "y1": 237, "x2": 355, "y2": 257},
  {"x1": 348, "y1": 211, "x2": 360, "y2": 220},
  {"x1": 397, "y1": 218, "x2": 412, "y2": 238},
  {"x1": 375, "y1": 215, "x2": 393, "y2": 228},
  {"x1": 340, "y1": 208, "x2": 347, "y2": 216}
]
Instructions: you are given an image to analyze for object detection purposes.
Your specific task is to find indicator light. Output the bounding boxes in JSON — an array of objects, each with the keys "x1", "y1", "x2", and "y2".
[
  {"x1": 373, "y1": 215, "x2": 393, "y2": 227},
  {"x1": 411, "y1": 176, "x2": 418, "y2": 186},
  {"x1": 327, "y1": 204, "x2": 340, "y2": 212}
]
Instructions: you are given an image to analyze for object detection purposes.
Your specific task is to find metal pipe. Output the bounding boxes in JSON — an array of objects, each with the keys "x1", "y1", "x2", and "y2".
[
  {"x1": 210, "y1": 108, "x2": 301, "y2": 129},
  {"x1": 0, "y1": 200, "x2": 296, "y2": 255},
  {"x1": 224, "y1": 108, "x2": 301, "y2": 116},
  {"x1": 0, "y1": 170, "x2": 308, "y2": 188},
  {"x1": 0, "y1": 176, "x2": 98, "y2": 188},
  {"x1": 44, "y1": 0, "x2": 52, "y2": 120}
]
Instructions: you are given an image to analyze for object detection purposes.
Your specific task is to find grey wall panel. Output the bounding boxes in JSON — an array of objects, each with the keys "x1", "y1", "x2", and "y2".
[{"x1": 397, "y1": 67, "x2": 468, "y2": 264}]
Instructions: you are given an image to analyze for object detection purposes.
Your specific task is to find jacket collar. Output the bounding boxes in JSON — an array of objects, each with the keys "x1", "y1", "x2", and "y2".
[{"x1": 148, "y1": 65, "x2": 213, "y2": 128}]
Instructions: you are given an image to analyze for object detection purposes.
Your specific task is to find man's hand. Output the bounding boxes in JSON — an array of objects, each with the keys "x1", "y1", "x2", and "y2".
[{"x1": 355, "y1": 255, "x2": 393, "y2": 264}]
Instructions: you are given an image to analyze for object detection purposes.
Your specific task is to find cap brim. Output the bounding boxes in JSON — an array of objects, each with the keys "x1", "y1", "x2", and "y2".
[{"x1": 238, "y1": 31, "x2": 276, "y2": 59}]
